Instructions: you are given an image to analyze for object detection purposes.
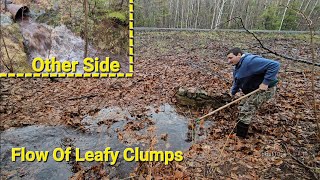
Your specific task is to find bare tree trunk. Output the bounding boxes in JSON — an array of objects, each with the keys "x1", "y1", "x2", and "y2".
[
  {"x1": 174, "y1": 0, "x2": 179, "y2": 28},
  {"x1": 210, "y1": 0, "x2": 217, "y2": 29},
  {"x1": 168, "y1": 0, "x2": 173, "y2": 28},
  {"x1": 276, "y1": 0, "x2": 282, "y2": 16},
  {"x1": 4, "y1": 0, "x2": 7, "y2": 11},
  {"x1": 118, "y1": 0, "x2": 124, "y2": 10},
  {"x1": 228, "y1": 0, "x2": 236, "y2": 28},
  {"x1": 281, "y1": 5, "x2": 320, "y2": 139},
  {"x1": 153, "y1": 5, "x2": 156, "y2": 27},
  {"x1": 69, "y1": 0, "x2": 72, "y2": 18},
  {"x1": 194, "y1": 0, "x2": 200, "y2": 29},
  {"x1": 303, "y1": 0, "x2": 312, "y2": 13},
  {"x1": 244, "y1": 1, "x2": 250, "y2": 28},
  {"x1": 215, "y1": 0, "x2": 226, "y2": 29},
  {"x1": 185, "y1": 0, "x2": 190, "y2": 28},
  {"x1": 84, "y1": 0, "x2": 88, "y2": 58},
  {"x1": 181, "y1": 0, "x2": 184, "y2": 28},
  {"x1": 308, "y1": 0, "x2": 319, "y2": 18},
  {"x1": 299, "y1": 0, "x2": 305, "y2": 11},
  {"x1": 299, "y1": 4, "x2": 320, "y2": 140},
  {"x1": 162, "y1": 3, "x2": 166, "y2": 28},
  {"x1": 263, "y1": 0, "x2": 268, "y2": 10},
  {"x1": 297, "y1": 0, "x2": 306, "y2": 30},
  {"x1": 306, "y1": 5, "x2": 320, "y2": 141},
  {"x1": 279, "y1": 0, "x2": 292, "y2": 31}
]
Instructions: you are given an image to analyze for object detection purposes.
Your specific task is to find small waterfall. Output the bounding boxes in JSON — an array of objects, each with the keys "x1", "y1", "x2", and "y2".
[{"x1": 20, "y1": 20, "x2": 99, "y2": 73}]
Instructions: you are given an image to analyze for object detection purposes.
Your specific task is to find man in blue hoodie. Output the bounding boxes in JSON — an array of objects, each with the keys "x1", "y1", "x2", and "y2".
[{"x1": 226, "y1": 47, "x2": 280, "y2": 138}]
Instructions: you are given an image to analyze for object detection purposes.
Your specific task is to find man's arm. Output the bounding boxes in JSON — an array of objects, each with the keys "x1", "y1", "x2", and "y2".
[{"x1": 230, "y1": 80, "x2": 239, "y2": 96}]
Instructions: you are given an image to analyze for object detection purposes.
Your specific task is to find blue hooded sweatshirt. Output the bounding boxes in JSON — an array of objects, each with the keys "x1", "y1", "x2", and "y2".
[{"x1": 231, "y1": 53, "x2": 280, "y2": 95}]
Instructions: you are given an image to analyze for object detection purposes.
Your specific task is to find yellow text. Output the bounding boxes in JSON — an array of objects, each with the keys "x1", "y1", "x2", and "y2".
[
  {"x1": 123, "y1": 147, "x2": 184, "y2": 165},
  {"x1": 32, "y1": 57, "x2": 79, "y2": 73},
  {"x1": 11, "y1": 147, "x2": 49, "y2": 162},
  {"x1": 83, "y1": 57, "x2": 120, "y2": 73}
]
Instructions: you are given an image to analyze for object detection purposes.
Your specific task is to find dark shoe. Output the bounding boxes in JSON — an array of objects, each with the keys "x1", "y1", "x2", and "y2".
[{"x1": 236, "y1": 121, "x2": 249, "y2": 138}]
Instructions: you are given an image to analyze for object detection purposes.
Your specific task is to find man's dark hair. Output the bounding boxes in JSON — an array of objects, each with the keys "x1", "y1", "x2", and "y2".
[{"x1": 227, "y1": 47, "x2": 243, "y2": 56}]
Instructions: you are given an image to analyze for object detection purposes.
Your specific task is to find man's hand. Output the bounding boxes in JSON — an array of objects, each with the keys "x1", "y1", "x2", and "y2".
[
  {"x1": 259, "y1": 83, "x2": 268, "y2": 90},
  {"x1": 229, "y1": 92, "x2": 238, "y2": 100}
]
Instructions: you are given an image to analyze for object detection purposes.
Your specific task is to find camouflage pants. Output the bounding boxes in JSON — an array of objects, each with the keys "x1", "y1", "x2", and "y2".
[{"x1": 238, "y1": 86, "x2": 276, "y2": 125}]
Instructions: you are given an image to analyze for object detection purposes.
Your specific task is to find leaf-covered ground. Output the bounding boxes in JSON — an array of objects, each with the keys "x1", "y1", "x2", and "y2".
[{"x1": 1, "y1": 31, "x2": 319, "y2": 179}]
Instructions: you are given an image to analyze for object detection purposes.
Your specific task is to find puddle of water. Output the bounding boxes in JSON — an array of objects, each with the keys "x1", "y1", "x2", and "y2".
[
  {"x1": 148, "y1": 103, "x2": 191, "y2": 151},
  {"x1": 0, "y1": 125, "x2": 135, "y2": 179},
  {"x1": 82, "y1": 107, "x2": 133, "y2": 133},
  {"x1": 1, "y1": 126, "x2": 75, "y2": 179},
  {"x1": 0, "y1": 104, "x2": 202, "y2": 179}
]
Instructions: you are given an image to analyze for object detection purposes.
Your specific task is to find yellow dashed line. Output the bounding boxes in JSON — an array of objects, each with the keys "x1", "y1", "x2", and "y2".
[{"x1": 2, "y1": 1, "x2": 134, "y2": 79}]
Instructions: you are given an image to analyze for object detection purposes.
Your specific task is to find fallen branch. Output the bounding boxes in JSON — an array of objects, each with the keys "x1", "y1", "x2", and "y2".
[
  {"x1": 0, "y1": 54, "x2": 11, "y2": 72},
  {"x1": 232, "y1": 16, "x2": 320, "y2": 67},
  {"x1": 1, "y1": 34, "x2": 14, "y2": 72},
  {"x1": 67, "y1": 94, "x2": 98, "y2": 100},
  {"x1": 281, "y1": 143, "x2": 319, "y2": 180},
  {"x1": 213, "y1": 16, "x2": 320, "y2": 67}
]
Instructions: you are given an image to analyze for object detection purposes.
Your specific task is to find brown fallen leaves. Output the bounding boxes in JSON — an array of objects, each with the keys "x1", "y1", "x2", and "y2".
[{"x1": 1, "y1": 31, "x2": 320, "y2": 179}]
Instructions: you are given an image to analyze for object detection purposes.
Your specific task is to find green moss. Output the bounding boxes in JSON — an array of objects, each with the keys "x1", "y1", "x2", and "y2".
[
  {"x1": 1, "y1": 24, "x2": 32, "y2": 73},
  {"x1": 108, "y1": 11, "x2": 127, "y2": 23}
]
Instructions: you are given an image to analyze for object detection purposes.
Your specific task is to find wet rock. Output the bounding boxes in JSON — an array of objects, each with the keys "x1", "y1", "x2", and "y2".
[
  {"x1": 52, "y1": 2, "x2": 59, "y2": 11},
  {"x1": 20, "y1": 22, "x2": 98, "y2": 73},
  {"x1": 1, "y1": 0, "x2": 12, "y2": 4},
  {"x1": 82, "y1": 107, "x2": 133, "y2": 132},
  {"x1": 176, "y1": 87, "x2": 231, "y2": 108},
  {"x1": 28, "y1": 9, "x2": 46, "y2": 19},
  {"x1": 0, "y1": 13, "x2": 13, "y2": 26}
]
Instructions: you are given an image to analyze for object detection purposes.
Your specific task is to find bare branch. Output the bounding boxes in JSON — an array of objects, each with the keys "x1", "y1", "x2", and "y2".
[
  {"x1": 84, "y1": 0, "x2": 89, "y2": 58},
  {"x1": 1, "y1": 35, "x2": 14, "y2": 72},
  {"x1": 281, "y1": 143, "x2": 319, "y2": 179},
  {"x1": 280, "y1": 4, "x2": 319, "y2": 140},
  {"x1": 231, "y1": 16, "x2": 319, "y2": 66}
]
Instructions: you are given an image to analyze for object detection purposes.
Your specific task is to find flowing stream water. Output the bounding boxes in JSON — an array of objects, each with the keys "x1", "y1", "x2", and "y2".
[
  {"x1": 0, "y1": 104, "x2": 194, "y2": 179},
  {"x1": 18, "y1": 16, "x2": 127, "y2": 73},
  {"x1": 19, "y1": 19, "x2": 98, "y2": 73}
]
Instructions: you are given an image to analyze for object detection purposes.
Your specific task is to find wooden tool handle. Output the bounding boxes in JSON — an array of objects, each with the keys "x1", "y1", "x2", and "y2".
[{"x1": 198, "y1": 88, "x2": 260, "y2": 120}]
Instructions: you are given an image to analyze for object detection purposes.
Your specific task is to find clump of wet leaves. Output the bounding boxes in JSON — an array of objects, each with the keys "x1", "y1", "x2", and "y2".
[{"x1": 70, "y1": 163, "x2": 109, "y2": 180}]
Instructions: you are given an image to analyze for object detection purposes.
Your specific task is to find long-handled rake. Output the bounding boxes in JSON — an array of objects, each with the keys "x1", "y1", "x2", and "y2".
[
  {"x1": 196, "y1": 88, "x2": 260, "y2": 122},
  {"x1": 191, "y1": 88, "x2": 261, "y2": 142}
]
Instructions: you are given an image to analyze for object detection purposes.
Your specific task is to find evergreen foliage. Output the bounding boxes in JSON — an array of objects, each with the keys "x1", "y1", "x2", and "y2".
[{"x1": 260, "y1": 5, "x2": 280, "y2": 30}]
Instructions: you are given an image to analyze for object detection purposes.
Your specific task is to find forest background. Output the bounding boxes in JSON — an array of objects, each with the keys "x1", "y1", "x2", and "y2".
[{"x1": 134, "y1": 0, "x2": 320, "y2": 31}]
